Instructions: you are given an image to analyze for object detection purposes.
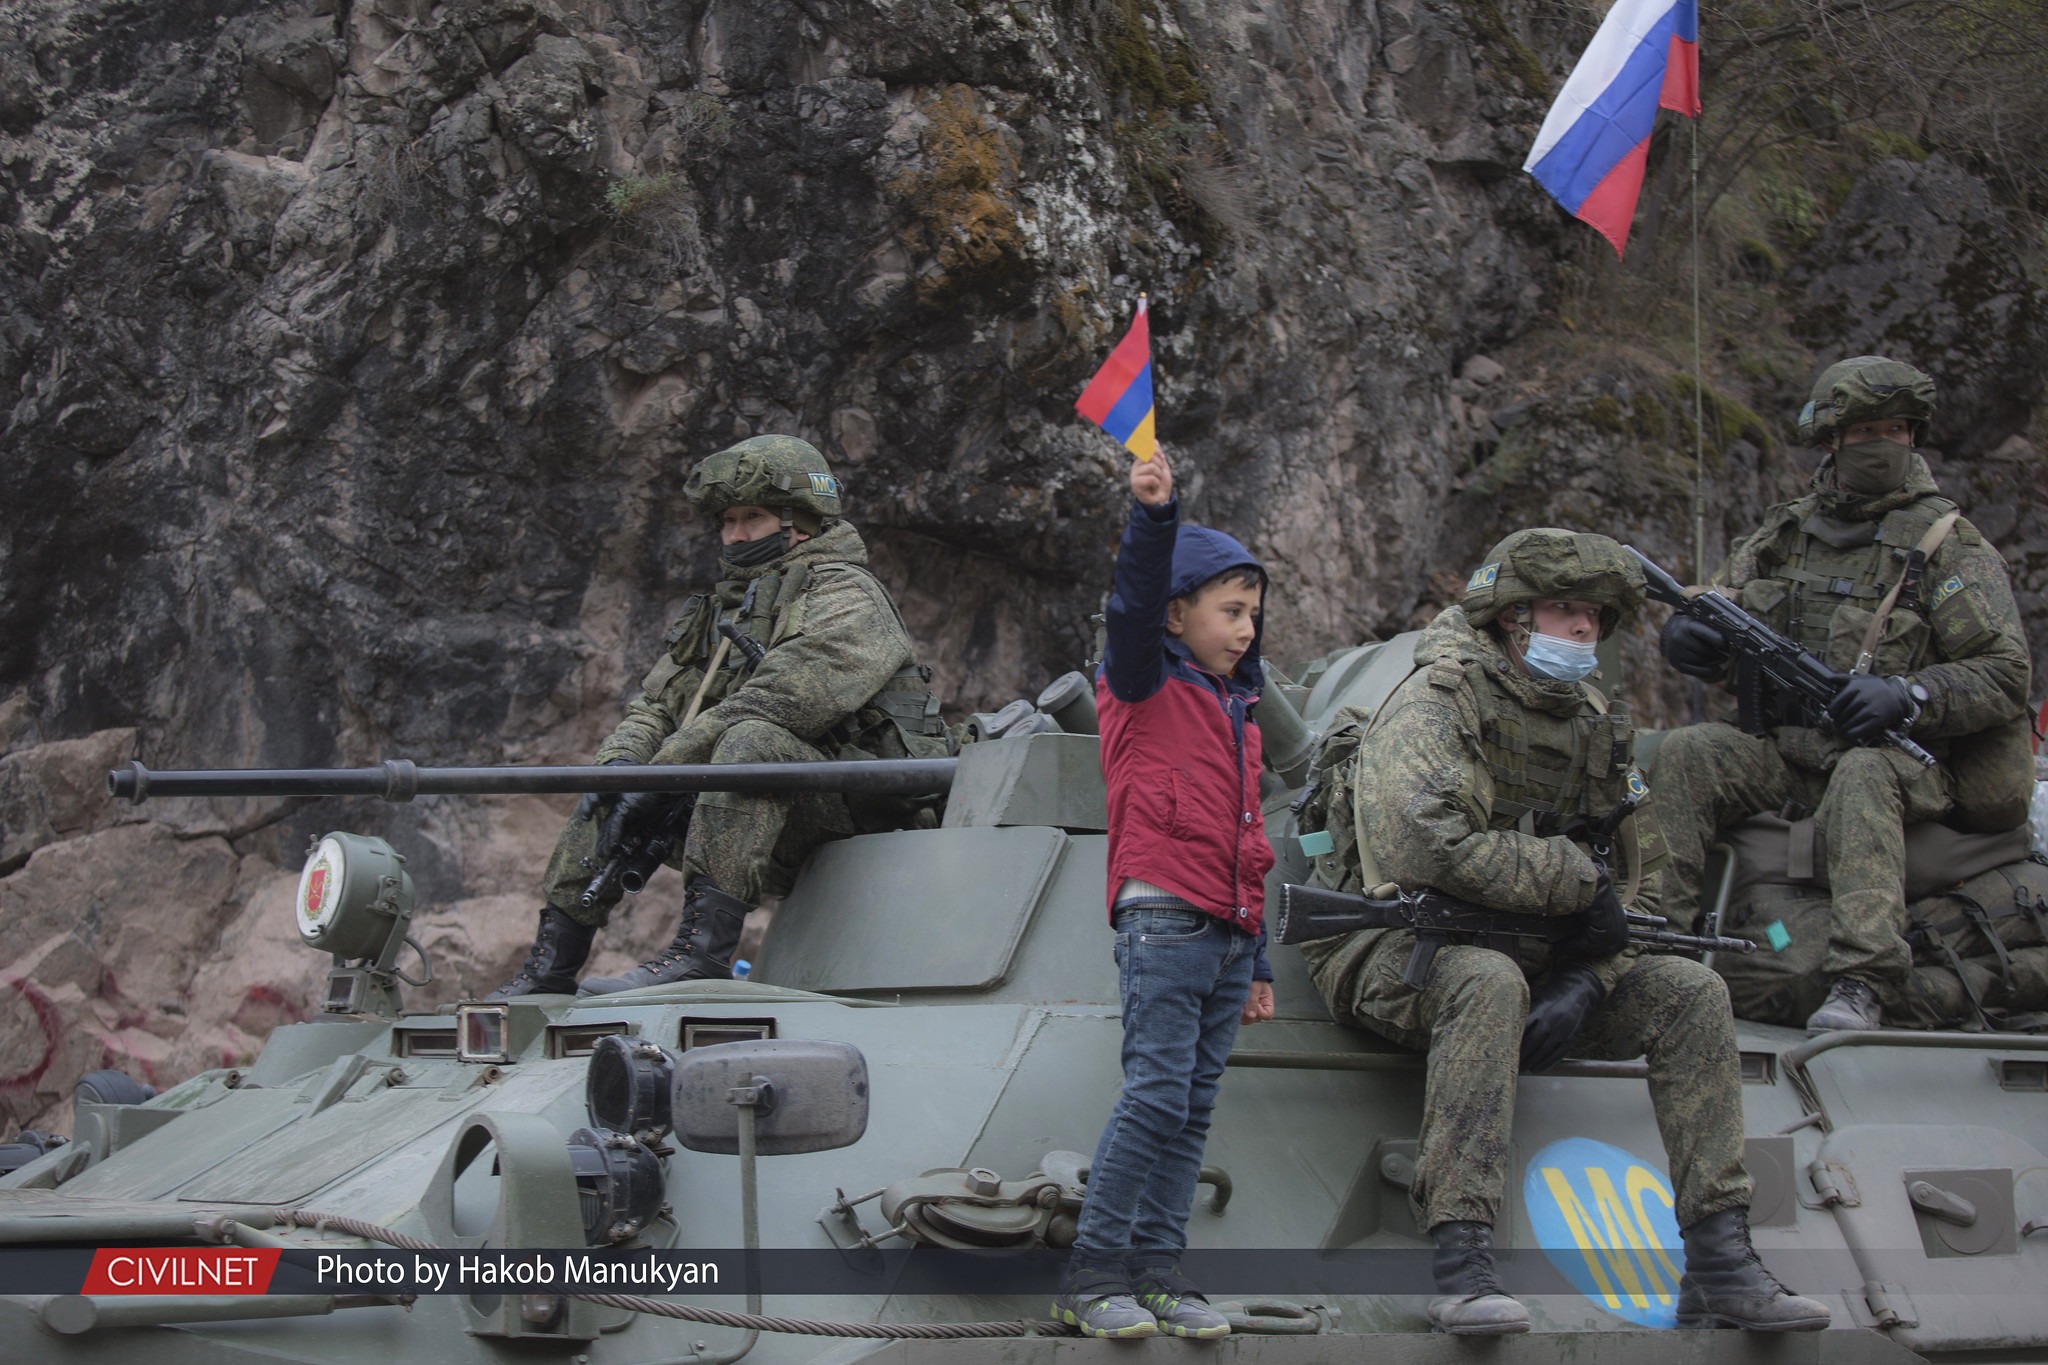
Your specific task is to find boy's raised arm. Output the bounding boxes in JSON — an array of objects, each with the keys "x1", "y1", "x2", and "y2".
[{"x1": 1102, "y1": 451, "x2": 1178, "y2": 704}]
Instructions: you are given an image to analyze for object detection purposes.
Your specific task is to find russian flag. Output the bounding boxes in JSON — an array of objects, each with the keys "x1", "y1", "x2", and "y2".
[
  {"x1": 1075, "y1": 297, "x2": 1156, "y2": 461},
  {"x1": 1524, "y1": 0, "x2": 1699, "y2": 258}
]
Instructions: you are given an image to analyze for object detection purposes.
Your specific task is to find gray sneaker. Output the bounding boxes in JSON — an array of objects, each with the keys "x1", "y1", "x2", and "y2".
[
  {"x1": 1053, "y1": 1270, "x2": 1159, "y2": 1339},
  {"x1": 1134, "y1": 1266, "x2": 1232, "y2": 1339},
  {"x1": 1805, "y1": 977, "x2": 1883, "y2": 1035}
]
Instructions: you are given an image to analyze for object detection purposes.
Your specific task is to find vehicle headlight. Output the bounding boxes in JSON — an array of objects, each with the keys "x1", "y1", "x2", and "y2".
[
  {"x1": 567, "y1": 1127, "x2": 666, "y2": 1244},
  {"x1": 586, "y1": 1035, "x2": 675, "y2": 1140},
  {"x1": 296, "y1": 832, "x2": 414, "y2": 958}
]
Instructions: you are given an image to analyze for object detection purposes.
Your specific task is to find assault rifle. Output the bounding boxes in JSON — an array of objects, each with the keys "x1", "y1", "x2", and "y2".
[
  {"x1": 1276, "y1": 790, "x2": 1752, "y2": 986},
  {"x1": 1273, "y1": 883, "x2": 1756, "y2": 988},
  {"x1": 1623, "y1": 545, "x2": 1936, "y2": 768},
  {"x1": 580, "y1": 792, "x2": 697, "y2": 910}
]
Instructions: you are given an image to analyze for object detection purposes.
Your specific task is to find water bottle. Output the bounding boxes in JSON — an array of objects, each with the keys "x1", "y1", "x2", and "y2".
[{"x1": 732, "y1": 958, "x2": 752, "y2": 981}]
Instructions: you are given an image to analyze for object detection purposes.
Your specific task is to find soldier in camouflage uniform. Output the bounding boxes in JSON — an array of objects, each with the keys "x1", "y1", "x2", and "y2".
[
  {"x1": 1653, "y1": 358, "x2": 2032, "y2": 1034},
  {"x1": 1300, "y1": 529, "x2": 1827, "y2": 1335},
  {"x1": 491, "y1": 436, "x2": 947, "y2": 999}
]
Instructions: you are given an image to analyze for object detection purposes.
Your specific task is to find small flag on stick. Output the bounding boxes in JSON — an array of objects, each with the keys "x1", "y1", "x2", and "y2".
[{"x1": 1075, "y1": 296, "x2": 1156, "y2": 461}]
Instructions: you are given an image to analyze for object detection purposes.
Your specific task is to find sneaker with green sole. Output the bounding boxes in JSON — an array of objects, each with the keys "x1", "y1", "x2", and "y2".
[
  {"x1": 1053, "y1": 1270, "x2": 1160, "y2": 1339},
  {"x1": 1134, "y1": 1267, "x2": 1232, "y2": 1339}
]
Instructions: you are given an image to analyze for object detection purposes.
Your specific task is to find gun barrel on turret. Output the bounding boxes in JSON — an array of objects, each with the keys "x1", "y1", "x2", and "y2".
[{"x1": 108, "y1": 757, "x2": 959, "y2": 804}]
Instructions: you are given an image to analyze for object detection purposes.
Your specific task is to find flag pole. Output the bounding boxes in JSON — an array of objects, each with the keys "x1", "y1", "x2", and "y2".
[
  {"x1": 1688, "y1": 113, "x2": 1708, "y2": 724},
  {"x1": 1690, "y1": 116, "x2": 1706, "y2": 587}
]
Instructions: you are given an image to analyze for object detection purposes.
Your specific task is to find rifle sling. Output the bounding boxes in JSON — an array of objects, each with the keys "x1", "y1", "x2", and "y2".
[{"x1": 1853, "y1": 509, "x2": 1960, "y2": 672}]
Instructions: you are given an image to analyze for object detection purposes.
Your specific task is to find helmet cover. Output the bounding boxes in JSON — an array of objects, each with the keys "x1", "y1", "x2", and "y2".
[
  {"x1": 685, "y1": 435, "x2": 844, "y2": 528},
  {"x1": 1462, "y1": 527, "x2": 1645, "y2": 638},
  {"x1": 1794, "y1": 356, "x2": 1936, "y2": 445}
]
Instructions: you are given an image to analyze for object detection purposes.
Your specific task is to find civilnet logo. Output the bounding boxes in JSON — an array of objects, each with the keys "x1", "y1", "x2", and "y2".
[{"x1": 81, "y1": 1248, "x2": 282, "y2": 1293}]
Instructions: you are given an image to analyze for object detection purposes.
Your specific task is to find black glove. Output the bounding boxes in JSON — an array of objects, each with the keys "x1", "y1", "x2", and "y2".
[
  {"x1": 1520, "y1": 962, "x2": 1608, "y2": 1073},
  {"x1": 1659, "y1": 614, "x2": 1731, "y2": 678},
  {"x1": 574, "y1": 755, "x2": 640, "y2": 824},
  {"x1": 1826, "y1": 673, "x2": 1914, "y2": 743},
  {"x1": 1558, "y1": 869, "x2": 1630, "y2": 960},
  {"x1": 596, "y1": 789, "x2": 678, "y2": 860}
]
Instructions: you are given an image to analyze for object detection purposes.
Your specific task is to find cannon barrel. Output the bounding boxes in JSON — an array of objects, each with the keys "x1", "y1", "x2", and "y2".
[{"x1": 108, "y1": 757, "x2": 959, "y2": 804}]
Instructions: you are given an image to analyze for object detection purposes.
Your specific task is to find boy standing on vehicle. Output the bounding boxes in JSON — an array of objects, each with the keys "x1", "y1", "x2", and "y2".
[{"x1": 1054, "y1": 450, "x2": 1276, "y2": 1340}]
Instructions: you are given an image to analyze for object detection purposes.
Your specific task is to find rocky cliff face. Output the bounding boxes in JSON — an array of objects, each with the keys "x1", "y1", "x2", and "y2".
[{"x1": 2, "y1": 0, "x2": 2043, "y2": 1134}]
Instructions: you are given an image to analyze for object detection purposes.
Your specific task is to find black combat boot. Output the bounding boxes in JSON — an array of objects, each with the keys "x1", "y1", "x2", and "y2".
[
  {"x1": 576, "y1": 881, "x2": 750, "y2": 997},
  {"x1": 1426, "y1": 1220, "x2": 1530, "y2": 1334},
  {"x1": 1676, "y1": 1207, "x2": 1831, "y2": 1330},
  {"x1": 488, "y1": 906, "x2": 597, "y2": 999}
]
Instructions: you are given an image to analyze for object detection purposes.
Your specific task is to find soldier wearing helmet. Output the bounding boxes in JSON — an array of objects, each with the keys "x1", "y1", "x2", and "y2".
[
  {"x1": 1296, "y1": 528, "x2": 1828, "y2": 1335},
  {"x1": 492, "y1": 436, "x2": 949, "y2": 999},
  {"x1": 1653, "y1": 357, "x2": 2032, "y2": 1034}
]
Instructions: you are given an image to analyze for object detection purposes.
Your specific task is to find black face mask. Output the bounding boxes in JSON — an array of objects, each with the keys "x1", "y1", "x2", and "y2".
[{"x1": 720, "y1": 529, "x2": 788, "y2": 571}]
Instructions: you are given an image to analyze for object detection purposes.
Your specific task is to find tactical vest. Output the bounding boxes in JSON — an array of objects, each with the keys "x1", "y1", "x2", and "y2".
[
  {"x1": 1298, "y1": 653, "x2": 1652, "y2": 896},
  {"x1": 1737, "y1": 495, "x2": 1961, "y2": 681},
  {"x1": 1452, "y1": 657, "x2": 1639, "y2": 838}
]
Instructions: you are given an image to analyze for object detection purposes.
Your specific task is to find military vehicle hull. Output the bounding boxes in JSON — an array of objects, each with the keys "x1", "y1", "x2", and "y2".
[{"x1": 5, "y1": 643, "x2": 2044, "y2": 1361}]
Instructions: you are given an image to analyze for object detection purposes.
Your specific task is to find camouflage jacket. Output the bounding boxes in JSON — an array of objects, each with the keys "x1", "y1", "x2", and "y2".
[
  {"x1": 1300, "y1": 606, "x2": 1661, "y2": 997},
  {"x1": 1715, "y1": 454, "x2": 2029, "y2": 756},
  {"x1": 593, "y1": 519, "x2": 942, "y2": 768}
]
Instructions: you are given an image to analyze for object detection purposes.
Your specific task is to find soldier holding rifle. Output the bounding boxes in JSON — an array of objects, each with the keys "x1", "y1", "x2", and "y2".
[
  {"x1": 1651, "y1": 358, "x2": 2033, "y2": 1034},
  {"x1": 1294, "y1": 529, "x2": 1826, "y2": 1336},
  {"x1": 491, "y1": 436, "x2": 947, "y2": 999}
]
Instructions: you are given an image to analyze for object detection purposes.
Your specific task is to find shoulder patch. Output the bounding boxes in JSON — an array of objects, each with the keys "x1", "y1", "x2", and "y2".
[
  {"x1": 1626, "y1": 768, "x2": 1649, "y2": 802},
  {"x1": 1466, "y1": 563, "x2": 1500, "y2": 592},
  {"x1": 1929, "y1": 574, "x2": 1965, "y2": 610}
]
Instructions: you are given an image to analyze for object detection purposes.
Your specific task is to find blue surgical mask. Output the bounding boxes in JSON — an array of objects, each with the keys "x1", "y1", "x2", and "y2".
[{"x1": 1523, "y1": 631, "x2": 1599, "y2": 682}]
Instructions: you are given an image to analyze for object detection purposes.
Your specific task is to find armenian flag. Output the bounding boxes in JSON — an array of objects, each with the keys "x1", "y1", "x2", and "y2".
[
  {"x1": 1075, "y1": 297, "x2": 1156, "y2": 461},
  {"x1": 1524, "y1": 0, "x2": 1700, "y2": 258}
]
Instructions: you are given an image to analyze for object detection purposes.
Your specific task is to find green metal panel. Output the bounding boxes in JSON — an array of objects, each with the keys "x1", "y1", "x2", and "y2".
[
  {"x1": 760, "y1": 827, "x2": 1067, "y2": 993},
  {"x1": 241, "y1": 1018, "x2": 397, "y2": 1088},
  {"x1": 940, "y1": 733, "x2": 1108, "y2": 830},
  {"x1": 52, "y1": 1088, "x2": 309, "y2": 1202},
  {"x1": 1815, "y1": 1123, "x2": 2048, "y2": 1353},
  {"x1": 177, "y1": 1083, "x2": 489, "y2": 1204},
  {"x1": 1301, "y1": 634, "x2": 1422, "y2": 731}
]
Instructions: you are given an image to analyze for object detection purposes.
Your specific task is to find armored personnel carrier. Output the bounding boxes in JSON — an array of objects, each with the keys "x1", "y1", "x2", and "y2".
[{"x1": 2, "y1": 643, "x2": 2043, "y2": 1363}]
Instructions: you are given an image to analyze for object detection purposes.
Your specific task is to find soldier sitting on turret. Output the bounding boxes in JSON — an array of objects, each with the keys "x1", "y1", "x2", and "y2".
[
  {"x1": 490, "y1": 436, "x2": 948, "y2": 999},
  {"x1": 1653, "y1": 357, "x2": 2033, "y2": 1035},
  {"x1": 1297, "y1": 530, "x2": 1828, "y2": 1335}
]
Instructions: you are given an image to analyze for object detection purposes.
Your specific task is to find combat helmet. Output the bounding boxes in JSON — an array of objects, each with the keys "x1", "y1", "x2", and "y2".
[
  {"x1": 1794, "y1": 356, "x2": 1936, "y2": 446},
  {"x1": 1461, "y1": 528, "x2": 1645, "y2": 639},
  {"x1": 685, "y1": 435, "x2": 844, "y2": 534}
]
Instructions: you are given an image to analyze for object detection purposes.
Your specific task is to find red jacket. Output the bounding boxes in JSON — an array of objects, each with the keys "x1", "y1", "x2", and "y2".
[{"x1": 1097, "y1": 499, "x2": 1274, "y2": 976}]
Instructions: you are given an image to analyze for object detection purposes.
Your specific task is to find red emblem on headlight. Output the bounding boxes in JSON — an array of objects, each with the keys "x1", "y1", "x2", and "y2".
[{"x1": 304, "y1": 865, "x2": 328, "y2": 918}]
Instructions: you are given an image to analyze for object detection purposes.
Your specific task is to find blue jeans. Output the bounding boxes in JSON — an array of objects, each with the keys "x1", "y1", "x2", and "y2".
[{"x1": 1069, "y1": 904, "x2": 1257, "y2": 1278}]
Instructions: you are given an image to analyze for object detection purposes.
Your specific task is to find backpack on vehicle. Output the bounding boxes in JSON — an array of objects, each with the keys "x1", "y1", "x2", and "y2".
[{"x1": 1898, "y1": 856, "x2": 2048, "y2": 1032}]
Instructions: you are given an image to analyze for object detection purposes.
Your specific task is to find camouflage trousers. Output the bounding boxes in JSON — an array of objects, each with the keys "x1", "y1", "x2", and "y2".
[
  {"x1": 1338, "y1": 938, "x2": 1752, "y2": 1232},
  {"x1": 541, "y1": 719, "x2": 856, "y2": 924},
  {"x1": 1653, "y1": 722, "x2": 1953, "y2": 999}
]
